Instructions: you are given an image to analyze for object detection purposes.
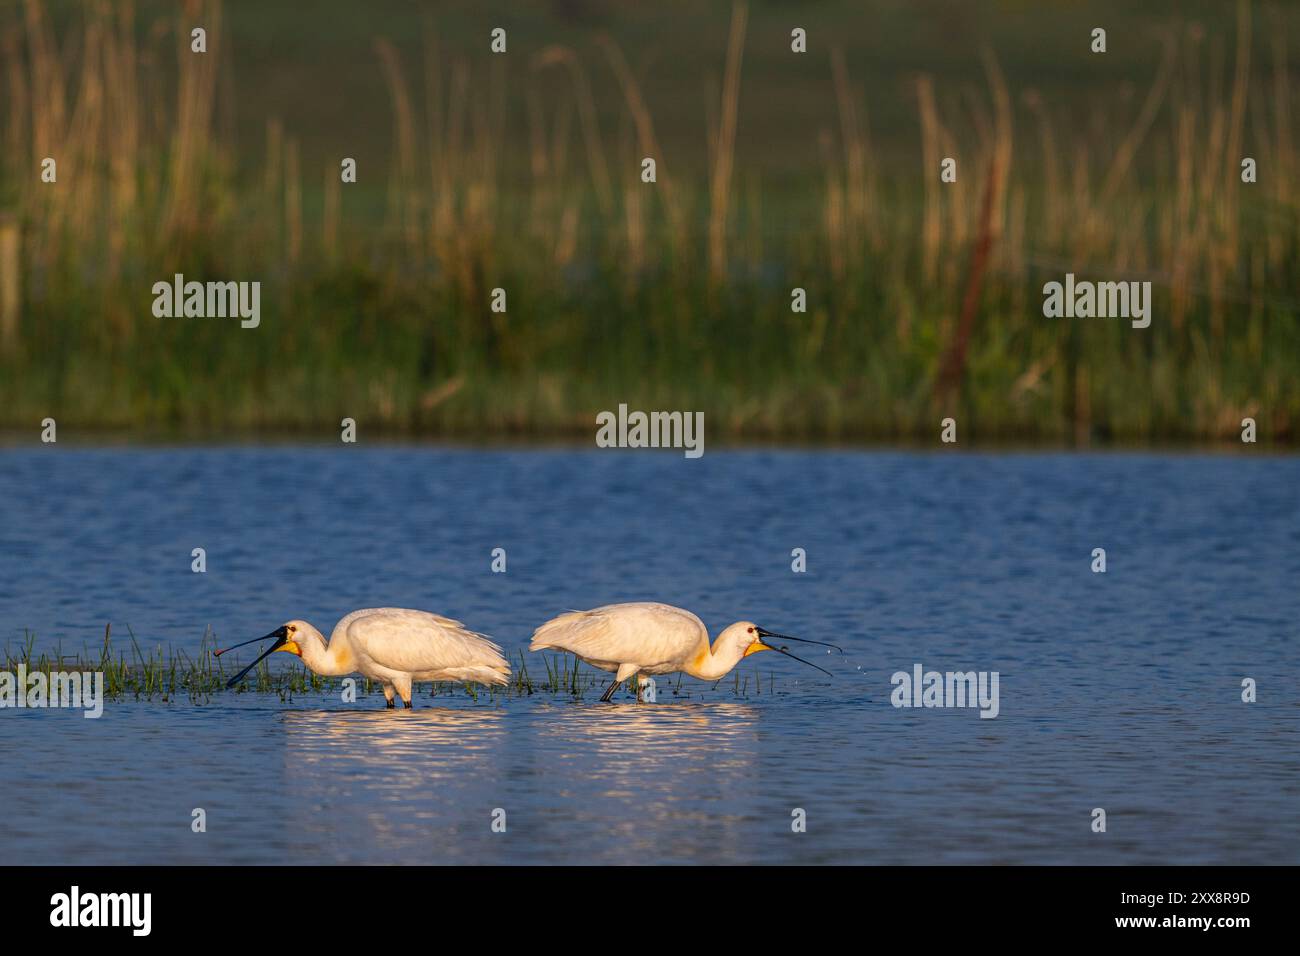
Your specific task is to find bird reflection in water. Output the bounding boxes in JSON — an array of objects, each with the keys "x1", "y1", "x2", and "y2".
[
  {"x1": 274, "y1": 702, "x2": 766, "y2": 863},
  {"x1": 523, "y1": 702, "x2": 765, "y2": 862}
]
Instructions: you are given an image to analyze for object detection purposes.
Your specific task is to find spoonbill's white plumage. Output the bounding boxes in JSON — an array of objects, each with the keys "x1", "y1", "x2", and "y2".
[
  {"x1": 217, "y1": 607, "x2": 509, "y2": 708},
  {"x1": 529, "y1": 601, "x2": 840, "y2": 702}
]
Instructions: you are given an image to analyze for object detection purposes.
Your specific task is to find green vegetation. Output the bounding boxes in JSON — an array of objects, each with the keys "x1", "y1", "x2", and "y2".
[
  {"x1": 1, "y1": 0, "x2": 1297, "y2": 443},
  {"x1": 4, "y1": 625, "x2": 316, "y2": 704}
]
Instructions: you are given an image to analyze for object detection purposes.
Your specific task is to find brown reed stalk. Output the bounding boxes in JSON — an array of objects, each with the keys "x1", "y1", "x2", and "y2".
[
  {"x1": 0, "y1": 212, "x2": 19, "y2": 353},
  {"x1": 916, "y1": 74, "x2": 941, "y2": 283},
  {"x1": 373, "y1": 38, "x2": 420, "y2": 253},
  {"x1": 3, "y1": 34, "x2": 27, "y2": 191},
  {"x1": 103, "y1": 1, "x2": 139, "y2": 283},
  {"x1": 322, "y1": 162, "x2": 339, "y2": 262},
  {"x1": 1271, "y1": 27, "x2": 1292, "y2": 210},
  {"x1": 284, "y1": 136, "x2": 302, "y2": 266},
  {"x1": 25, "y1": 0, "x2": 66, "y2": 167},
  {"x1": 982, "y1": 47, "x2": 1014, "y2": 237},
  {"x1": 598, "y1": 34, "x2": 686, "y2": 254},
  {"x1": 708, "y1": 0, "x2": 748, "y2": 285},
  {"x1": 823, "y1": 149, "x2": 845, "y2": 281},
  {"x1": 531, "y1": 45, "x2": 614, "y2": 220},
  {"x1": 1217, "y1": 0, "x2": 1252, "y2": 335},
  {"x1": 831, "y1": 47, "x2": 871, "y2": 250},
  {"x1": 263, "y1": 117, "x2": 283, "y2": 253},
  {"x1": 162, "y1": 0, "x2": 220, "y2": 241},
  {"x1": 937, "y1": 158, "x2": 1000, "y2": 400},
  {"x1": 623, "y1": 138, "x2": 645, "y2": 276},
  {"x1": 1022, "y1": 91, "x2": 1062, "y2": 245},
  {"x1": 1172, "y1": 104, "x2": 1195, "y2": 329},
  {"x1": 1100, "y1": 32, "x2": 1176, "y2": 202},
  {"x1": 22, "y1": 0, "x2": 64, "y2": 267},
  {"x1": 525, "y1": 84, "x2": 551, "y2": 240},
  {"x1": 67, "y1": 12, "x2": 106, "y2": 251},
  {"x1": 422, "y1": 20, "x2": 444, "y2": 175}
]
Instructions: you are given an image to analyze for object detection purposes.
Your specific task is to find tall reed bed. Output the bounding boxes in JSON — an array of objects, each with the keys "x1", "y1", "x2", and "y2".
[{"x1": 0, "y1": 0, "x2": 1296, "y2": 442}]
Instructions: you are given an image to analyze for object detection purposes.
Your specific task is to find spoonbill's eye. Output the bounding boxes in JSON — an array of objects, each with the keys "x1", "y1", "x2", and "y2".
[{"x1": 747, "y1": 627, "x2": 754, "y2": 634}]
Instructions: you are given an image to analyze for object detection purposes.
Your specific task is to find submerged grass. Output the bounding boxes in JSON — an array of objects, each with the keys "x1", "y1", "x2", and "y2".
[
  {"x1": 2, "y1": 628, "x2": 775, "y2": 704},
  {"x1": 5, "y1": 624, "x2": 340, "y2": 704},
  {"x1": 1, "y1": 1, "x2": 1297, "y2": 443}
]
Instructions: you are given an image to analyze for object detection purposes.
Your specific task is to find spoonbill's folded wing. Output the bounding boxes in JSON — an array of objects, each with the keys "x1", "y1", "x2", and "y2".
[
  {"x1": 529, "y1": 602, "x2": 706, "y2": 666},
  {"x1": 339, "y1": 607, "x2": 509, "y2": 678}
]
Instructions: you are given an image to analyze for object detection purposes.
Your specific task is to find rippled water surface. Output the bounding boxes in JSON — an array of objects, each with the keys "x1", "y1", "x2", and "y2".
[{"x1": 1, "y1": 447, "x2": 1297, "y2": 863}]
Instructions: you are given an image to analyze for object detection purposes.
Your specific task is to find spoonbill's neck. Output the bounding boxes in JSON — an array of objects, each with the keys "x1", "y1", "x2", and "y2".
[
  {"x1": 298, "y1": 631, "x2": 354, "y2": 677},
  {"x1": 688, "y1": 634, "x2": 747, "y2": 681}
]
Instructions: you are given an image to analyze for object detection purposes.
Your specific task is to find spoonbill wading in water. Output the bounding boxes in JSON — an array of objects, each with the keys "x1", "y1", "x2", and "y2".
[
  {"x1": 529, "y1": 602, "x2": 841, "y2": 702},
  {"x1": 216, "y1": 608, "x2": 510, "y2": 708}
]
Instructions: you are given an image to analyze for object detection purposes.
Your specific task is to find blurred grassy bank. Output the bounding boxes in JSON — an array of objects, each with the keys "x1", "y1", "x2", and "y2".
[{"x1": 0, "y1": 0, "x2": 1297, "y2": 443}]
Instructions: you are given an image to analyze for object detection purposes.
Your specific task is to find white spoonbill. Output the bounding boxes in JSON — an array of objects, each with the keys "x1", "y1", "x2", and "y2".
[
  {"x1": 529, "y1": 602, "x2": 841, "y2": 702},
  {"x1": 215, "y1": 607, "x2": 510, "y2": 708}
]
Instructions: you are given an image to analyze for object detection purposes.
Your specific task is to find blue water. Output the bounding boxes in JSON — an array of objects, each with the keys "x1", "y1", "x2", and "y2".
[{"x1": 1, "y1": 447, "x2": 1297, "y2": 863}]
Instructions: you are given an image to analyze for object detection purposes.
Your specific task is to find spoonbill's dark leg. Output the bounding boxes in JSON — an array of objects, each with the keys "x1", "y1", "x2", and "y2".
[
  {"x1": 385, "y1": 698, "x2": 395, "y2": 709},
  {"x1": 382, "y1": 684, "x2": 396, "y2": 709},
  {"x1": 599, "y1": 678, "x2": 622, "y2": 703},
  {"x1": 403, "y1": 699, "x2": 413, "y2": 709}
]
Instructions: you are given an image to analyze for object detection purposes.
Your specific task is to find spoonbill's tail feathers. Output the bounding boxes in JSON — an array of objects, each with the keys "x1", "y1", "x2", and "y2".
[
  {"x1": 529, "y1": 609, "x2": 597, "y2": 651},
  {"x1": 437, "y1": 665, "x2": 511, "y2": 686},
  {"x1": 339, "y1": 607, "x2": 512, "y2": 682}
]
